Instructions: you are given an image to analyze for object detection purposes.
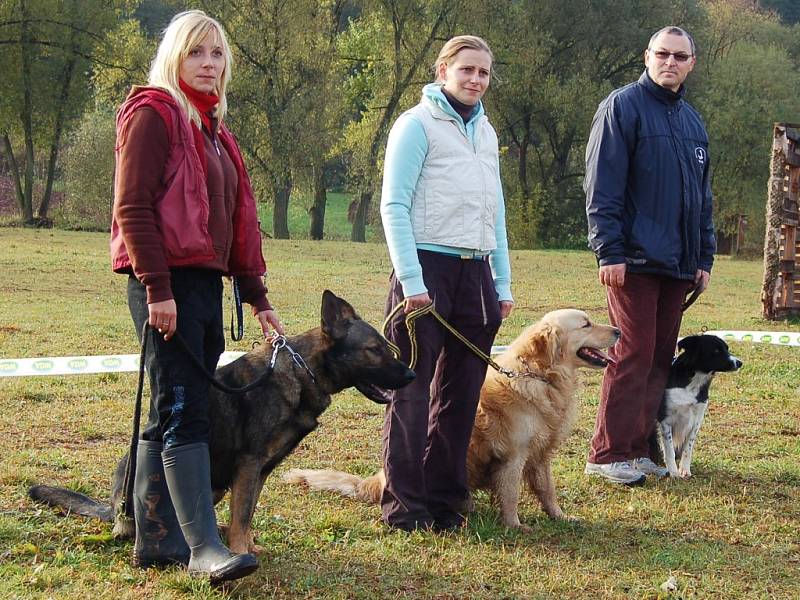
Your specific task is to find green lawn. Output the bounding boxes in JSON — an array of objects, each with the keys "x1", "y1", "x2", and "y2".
[{"x1": 0, "y1": 229, "x2": 798, "y2": 599}]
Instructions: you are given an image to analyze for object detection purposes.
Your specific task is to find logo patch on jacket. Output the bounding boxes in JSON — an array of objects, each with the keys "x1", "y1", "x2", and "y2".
[{"x1": 694, "y1": 147, "x2": 706, "y2": 165}]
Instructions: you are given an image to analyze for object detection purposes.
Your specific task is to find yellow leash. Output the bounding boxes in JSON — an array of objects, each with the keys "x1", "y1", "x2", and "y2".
[{"x1": 382, "y1": 301, "x2": 545, "y2": 380}]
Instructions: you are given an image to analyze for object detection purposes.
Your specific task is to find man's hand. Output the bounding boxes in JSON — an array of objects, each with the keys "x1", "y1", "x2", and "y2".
[
  {"x1": 256, "y1": 309, "x2": 284, "y2": 337},
  {"x1": 500, "y1": 301, "x2": 514, "y2": 320},
  {"x1": 693, "y1": 269, "x2": 710, "y2": 294},
  {"x1": 148, "y1": 299, "x2": 177, "y2": 341},
  {"x1": 598, "y1": 263, "x2": 626, "y2": 288}
]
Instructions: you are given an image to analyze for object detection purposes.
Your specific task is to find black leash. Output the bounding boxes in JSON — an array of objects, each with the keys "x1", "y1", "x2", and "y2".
[
  {"x1": 172, "y1": 330, "x2": 277, "y2": 394},
  {"x1": 230, "y1": 277, "x2": 244, "y2": 341},
  {"x1": 119, "y1": 321, "x2": 150, "y2": 520},
  {"x1": 682, "y1": 286, "x2": 702, "y2": 312},
  {"x1": 119, "y1": 323, "x2": 315, "y2": 521}
]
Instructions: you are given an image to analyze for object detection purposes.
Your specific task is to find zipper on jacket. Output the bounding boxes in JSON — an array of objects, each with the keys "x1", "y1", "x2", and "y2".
[
  {"x1": 474, "y1": 117, "x2": 488, "y2": 250},
  {"x1": 208, "y1": 118, "x2": 222, "y2": 156}
]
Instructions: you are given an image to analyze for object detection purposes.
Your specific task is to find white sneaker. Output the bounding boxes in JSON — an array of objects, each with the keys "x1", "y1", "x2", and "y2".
[
  {"x1": 631, "y1": 457, "x2": 669, "y2": 478},
  {"x1": 584, "y1": 461, "x2": 646, "y2": 485}
]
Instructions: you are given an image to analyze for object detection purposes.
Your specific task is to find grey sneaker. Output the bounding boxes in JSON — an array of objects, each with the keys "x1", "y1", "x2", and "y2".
[
  {"x1": 631, "y1": 457, "x2": 669, "y2": 478},
  {"x1": 584, "y1": 461, "x2": 646, "y2": 485}
]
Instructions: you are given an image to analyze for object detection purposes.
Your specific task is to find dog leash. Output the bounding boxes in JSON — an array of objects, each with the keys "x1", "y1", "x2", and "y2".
[
  {"x1": 382, "y1": 302, "x2": 548, "y2": 381},
  {"x1": 172, "y1": 330, "x2": 316, "y2": 393},
  {"x1": 229, "y1": 277, "x2": 244, "y2": 342},
  {"x1": 120, "y1": 324, "x2": 315, "y2": 522},
  {"x1": 682, "y1": 286, "x2": 702, "y2": 312},
  {"x1": 120, "y1": 322, "x2": 150, "y2": 521}
]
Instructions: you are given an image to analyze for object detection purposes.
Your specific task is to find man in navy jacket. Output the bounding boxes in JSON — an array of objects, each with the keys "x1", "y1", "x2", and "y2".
[{"x1": 583, "y1": 26, "x2": 716, "y2": 485}]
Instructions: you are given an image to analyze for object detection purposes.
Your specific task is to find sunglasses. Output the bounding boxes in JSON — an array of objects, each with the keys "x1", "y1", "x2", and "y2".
[{"x1": 650, "y1": 49, "x2": 693, "y2": 63}]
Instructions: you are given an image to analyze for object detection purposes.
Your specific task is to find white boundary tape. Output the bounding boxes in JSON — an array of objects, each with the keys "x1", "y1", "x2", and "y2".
[
  {"x1": 0, "y1": 351, "x2": 247, "y2": 378},
  {"x1": 1, "y1": 347, "x2": 504, "y2": 378},
  {"x1": 703, "y1": 330, "x2": 800, "y2": 347},
  {"x1": 0, "y1": 332, "x2": 796, "y2": 378}
]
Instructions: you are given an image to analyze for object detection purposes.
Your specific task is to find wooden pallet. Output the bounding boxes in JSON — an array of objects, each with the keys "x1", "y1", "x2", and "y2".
[{"x1": 762, "y1": 123, "x2": 800, "y2": 318}]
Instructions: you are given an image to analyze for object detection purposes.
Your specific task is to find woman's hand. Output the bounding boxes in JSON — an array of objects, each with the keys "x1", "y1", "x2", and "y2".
[
  {"x1": 148, "y1": 299, "x2": 177, "y2": 341},
  {"x1": 499, "y1": 301, "x2": 514, "y2": 320},
  {"x1": 256, "y1": 309, "x2": 285, "y2": 337},
  {"x1": 403, "y1": 292, "x2": 432, "y2": 314}
]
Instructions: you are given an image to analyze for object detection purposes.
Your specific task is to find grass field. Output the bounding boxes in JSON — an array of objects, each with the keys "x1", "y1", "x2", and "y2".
[{"x1": 0, "y1": 228, "x2": 798, "y2": 599}]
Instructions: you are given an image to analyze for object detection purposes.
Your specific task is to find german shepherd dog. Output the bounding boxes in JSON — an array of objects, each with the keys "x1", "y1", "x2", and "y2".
[{"x1": 29, "y1": 290, "x2": 415, "y2": 554}]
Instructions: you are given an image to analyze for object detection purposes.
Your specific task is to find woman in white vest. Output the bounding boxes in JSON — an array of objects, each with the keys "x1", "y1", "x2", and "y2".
[{"x1": 380, "y1": 35, "x2": 513, "y2": 531}]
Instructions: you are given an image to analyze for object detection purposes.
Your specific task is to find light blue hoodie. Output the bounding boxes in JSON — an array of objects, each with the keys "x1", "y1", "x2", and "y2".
[{"x1": 380, "y1": 83, "x2": 513, "y2": 302}]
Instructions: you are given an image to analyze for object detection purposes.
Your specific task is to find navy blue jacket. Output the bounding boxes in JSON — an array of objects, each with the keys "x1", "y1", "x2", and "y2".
[{"x1": 584, "y1": 71, "x2": 715, "y2": 280}]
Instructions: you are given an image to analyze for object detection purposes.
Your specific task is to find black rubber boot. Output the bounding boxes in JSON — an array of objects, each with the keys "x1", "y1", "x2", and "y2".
[
  {"x1": 162, "y1": 442, "x2": 259, "y2": 583},
  {"x1": 132, "y1": 440, "x2": 191, "y2": 567}
]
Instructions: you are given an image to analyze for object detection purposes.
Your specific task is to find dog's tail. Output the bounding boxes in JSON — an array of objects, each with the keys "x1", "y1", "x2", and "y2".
[
  {"x1": 282, "y1": 468, "x2": 384, "y2": 504},
  {"x1": 28, "y1": 485, "x2": 114, "y2": 522}
]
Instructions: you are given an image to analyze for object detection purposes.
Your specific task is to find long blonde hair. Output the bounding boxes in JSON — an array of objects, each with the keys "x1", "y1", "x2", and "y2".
[
  {"x1": 433, "y1": 35, "x2": 494, "y2": 82},
  {"x1": 148, "y1": 10, "x2": 233, "y2": 126}
]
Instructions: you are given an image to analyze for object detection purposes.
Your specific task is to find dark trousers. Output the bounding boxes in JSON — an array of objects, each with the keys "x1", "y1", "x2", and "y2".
[
  {"x1": 381, "y1": 251, "x2": 502, "y2": 528},
  {"x1": 588, "y1": 272, "x2": 692, "y2": 464},
  {"x1": 127, "y1": 269, "x2": 225, "y2": 449}
]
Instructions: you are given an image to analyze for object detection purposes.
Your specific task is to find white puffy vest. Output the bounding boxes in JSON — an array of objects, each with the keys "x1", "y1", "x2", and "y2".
[{"x1": 406, "y1": 98, "x2": 500, "y2": 251}]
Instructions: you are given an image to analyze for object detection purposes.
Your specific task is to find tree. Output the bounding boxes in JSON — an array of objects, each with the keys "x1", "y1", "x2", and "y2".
[
  {"x1": 0, "y1": 0, "x2": 117, "y2": 225},
  {"x1": 285, "y1": 1, "x2": 349, "y2": 241},
  {"x1": 92, "y1": 17, "x2": 154, "y2": 111},
  {"x1": 56, "y1": 107, "x2": 116, "y2": 230},
  {"x1": 200, "y1": 0, "x2": 346, "y2": 240},
  {"x1": 694, "y1": 1, "x2": 800, "y2": 254},
  {"x1": 340, "y1": 0, "x2": 461, "y2": 242},
  {"x1": 463, "y1": 0, "x2": 703, "y2": 247}
]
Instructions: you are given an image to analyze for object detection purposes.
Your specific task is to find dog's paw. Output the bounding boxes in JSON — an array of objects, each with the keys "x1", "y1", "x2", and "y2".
[
  {"x1": 513, "y1": 523, "x2": 534, "y2": 534},
  {"x1": 677, "y1": 467, "x2": 692, "y2": 478},
  {"x1": 501, "y1": 517, "x2": 526, "y2": 531},
  {"x1": 249, "y1": 542, "x2": 266, "y2": 555}
]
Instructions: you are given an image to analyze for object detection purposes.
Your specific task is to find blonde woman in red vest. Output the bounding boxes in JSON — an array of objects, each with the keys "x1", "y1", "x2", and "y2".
[
  {"x1": 380, "y1": 36, "x2": 513, "y2": 532},
  {"x1": 110, "y1": 10, "x2": 281, "y2": 582}
]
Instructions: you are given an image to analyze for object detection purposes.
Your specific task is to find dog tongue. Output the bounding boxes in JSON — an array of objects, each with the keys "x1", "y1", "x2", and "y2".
[
  {"x1": 579, "y1": 346, "x2": 615, "y2": 367},
  {"x1": 597, "y1": 348, "x2": 616, "y2": 366}
]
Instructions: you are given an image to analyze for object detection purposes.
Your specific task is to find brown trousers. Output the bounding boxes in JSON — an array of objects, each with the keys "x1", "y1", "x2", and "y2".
[
  {"x1": 381, "y1": 251, "x2": 501, "y2": 529},
  {"x1": 589, "y1": 272, "x2": 693, "y2": 464}
]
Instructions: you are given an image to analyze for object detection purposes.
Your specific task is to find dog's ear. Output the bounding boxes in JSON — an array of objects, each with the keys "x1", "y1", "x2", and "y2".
[
  {"x1": 675, "y1": 335, "x2": 699, "y2": 366},
  {"x1": 321, "y1": 290, "x2": 358, "y2": 339},
  {"x1": 528, "y1": 323, "x2": 561, "y2": 368},
  {"x1": 677, "y1": 336, "x2": 699, "y2": 352}
]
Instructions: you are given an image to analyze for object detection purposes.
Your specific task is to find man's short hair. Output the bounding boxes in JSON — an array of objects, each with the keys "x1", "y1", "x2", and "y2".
[{"x1": 648, "y1": 26, "x2": 696, "y2": 56}]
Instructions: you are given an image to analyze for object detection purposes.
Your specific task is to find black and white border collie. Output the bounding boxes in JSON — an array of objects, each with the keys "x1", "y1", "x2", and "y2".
[{"x1": 655, "y1": 335, "x2": 742, "y2": 478}]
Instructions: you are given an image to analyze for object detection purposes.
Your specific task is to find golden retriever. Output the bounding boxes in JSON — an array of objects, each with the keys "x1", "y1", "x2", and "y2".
[{"x1": 283, "y1": 309, "x2": 619, "y2": 530}]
